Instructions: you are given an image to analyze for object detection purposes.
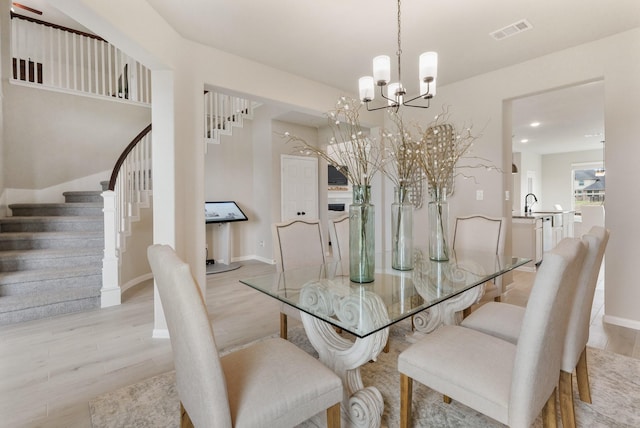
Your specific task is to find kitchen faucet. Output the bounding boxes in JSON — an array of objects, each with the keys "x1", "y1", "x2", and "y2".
[{"x1": 524, "y1": 193, "x2": 538, "y2": 213}]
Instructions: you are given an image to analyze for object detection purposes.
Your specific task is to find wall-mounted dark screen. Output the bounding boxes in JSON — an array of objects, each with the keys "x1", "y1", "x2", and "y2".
[
  {"x1": 328, "y1": 165, "x2": 348, "y2": 185},
  {"x1": 205, "y1": 201, "x2": 248, "y2": 223}
]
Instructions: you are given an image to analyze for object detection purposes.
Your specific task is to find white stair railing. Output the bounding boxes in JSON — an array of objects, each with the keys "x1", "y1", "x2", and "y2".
[
  {"x1": 101, "y1": 125, "x2": 152, "y2": 307},
  {"x1": 10, "y1": 12, "x2": 151, "y2": 105},
  {"x1": 204, "y1": 91, "x2": 254, "y2": 144}
]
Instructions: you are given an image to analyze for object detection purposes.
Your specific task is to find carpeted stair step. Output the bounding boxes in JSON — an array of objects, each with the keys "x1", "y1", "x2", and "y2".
[
  {"x1": 0, "y1": 287, "x2": 100, "y2": 325},
  {"x1": 0, "y1": 188, "x2": 111, "y2": 325},
  {"x1": 0, "y1": 266, "x2": 101, "y2": 296},
  {"x1": 0, "y1": 216, "x2": 103, "y2": 233},
  {"x1": 63, "y1": 190, "x2": 103, "y2": 203},
  {"x1": 0, "y1": 248, "x2": 103, "y2": 271},
  {"x1": 0, "y1": 231, "x2": 104, "y2": 251},
  {"x1": 9, "y1": 202, "x2": 103, "y2": 217}
]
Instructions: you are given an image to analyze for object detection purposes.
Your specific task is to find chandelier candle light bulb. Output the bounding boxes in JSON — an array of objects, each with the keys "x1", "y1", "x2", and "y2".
[
  {"x1": 373, "y1": 55, "x2": 391, "y2": 84},
  {"x1": 359, "y1": 76, "x2": 375, "y2": 101},
  {"x1": 419, "y1": 52, "x2": 438, "y2": 83}
]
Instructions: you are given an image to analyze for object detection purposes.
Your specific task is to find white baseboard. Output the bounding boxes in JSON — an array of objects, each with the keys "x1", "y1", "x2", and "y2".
[
  {"x1": 152, "y1": 328, "x2": 170, "y2": 339},
  {"x1": 233, "y1": 255, "x2": 275, "y2": 265},
  {"x1": 121, "y1": 273, "x2": 153, "y2": 294},
  {"x1": 603, "y1": 314, "x2": 640, "y2": 331}
]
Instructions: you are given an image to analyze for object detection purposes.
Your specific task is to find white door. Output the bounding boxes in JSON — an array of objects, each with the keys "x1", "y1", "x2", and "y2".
[{"x1": 281, "y1": 155, "x2": 318, "y2": 221}]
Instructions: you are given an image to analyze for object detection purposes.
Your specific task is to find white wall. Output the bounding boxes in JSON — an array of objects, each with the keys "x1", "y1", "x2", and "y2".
[
  {"x1": 540, "y1": 149, "x2": 602, "y2": 211},
  {"x1": 517, "y1": 151, "x2": 542, "y2": 212},
  {"x1": 204, "y1": 118, "x2": 254, "y2": 262},
  {"x1": 119, "y1": 201, "x2": 153, "y2": 292},
  {"x1": 3, "y1": 84, "x2": 151, "y2": 190},
  {"x1": 408, "y1": 28, "x2": 640, "y2": 328}
]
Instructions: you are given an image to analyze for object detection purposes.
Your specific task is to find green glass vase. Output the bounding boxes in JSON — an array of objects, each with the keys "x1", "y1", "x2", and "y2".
[
  {"x1": 391, "y1": 186, "x2": 413, "y2": 270},
  {"x1": 349, "y1": 185, "x2": 375, "y2": 283},
  {"x1": 428, "y1": 189, "x2": 449, "y2": 261}
]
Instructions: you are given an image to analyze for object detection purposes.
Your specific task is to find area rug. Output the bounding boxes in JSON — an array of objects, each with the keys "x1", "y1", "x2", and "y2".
[{"x1": 89, "y1": 322, "x2": 640, "y2": 427}]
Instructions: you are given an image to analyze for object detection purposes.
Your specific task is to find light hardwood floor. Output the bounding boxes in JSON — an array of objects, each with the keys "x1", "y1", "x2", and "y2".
[{"x1": 0, "y1": 261, "x2": 637, "y2": 427}]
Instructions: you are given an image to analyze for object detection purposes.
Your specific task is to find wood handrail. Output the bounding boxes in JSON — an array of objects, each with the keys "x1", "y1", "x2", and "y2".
[
  {"x1": 108, "y1": 124, "x2": 152, "y2": 191},
  {"x1": 10, "y1": 11, "x2": 106, "y2": 41}
]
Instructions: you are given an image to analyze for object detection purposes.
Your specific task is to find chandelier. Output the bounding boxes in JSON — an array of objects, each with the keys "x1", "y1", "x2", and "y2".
[{"x1": 358, "y1": 0, "x2": 438, "y2": 111}]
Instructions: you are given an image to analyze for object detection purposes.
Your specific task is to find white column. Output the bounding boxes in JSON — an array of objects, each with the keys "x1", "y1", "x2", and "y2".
[{"x1": 151, "y1": 70, "x2": 176, "y2": 339}]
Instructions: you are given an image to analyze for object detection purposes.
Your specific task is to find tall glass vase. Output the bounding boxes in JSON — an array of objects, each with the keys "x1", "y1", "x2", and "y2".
[
  {"x1": 349, "y1": 185, "x2": 375, "y2": 283},
  {"x1": 391, "y1": 186, "x2": 413, "y2": 270},
  {"x1": 428, "y1": 188, "x2": 449, "y2": 261}
]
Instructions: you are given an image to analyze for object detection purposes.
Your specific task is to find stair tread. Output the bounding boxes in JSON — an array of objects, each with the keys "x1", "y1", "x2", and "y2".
[
  {"x1": 63, "y1": 190, "x2": 102, "y2": 195},
  {"x1": 9, "y1": 202, "x2": 103, "y2": 208},
  {"x1": 0, "y1": 265, "x2": 101, "y2": 285},
  {"x1": 0, "y1": 215, "x2": 103, "y2": 222},
  {"x1": 0, "y1": 247, "x2": 103, "y2": 259},
  {"x1": 0, "y1": 231, "x2": 103, "y2": 240},
  {"x1": 0, "y1": 287, "x2": 100, "y2": 312}
]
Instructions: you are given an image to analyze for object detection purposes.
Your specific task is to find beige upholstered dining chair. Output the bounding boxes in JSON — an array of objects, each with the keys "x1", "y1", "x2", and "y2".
[
  {"x1": 272, "y1": 219, "x2": 326, "y2": 340},
  {"x1": 328, "y1": 214, "x2": 349, "y2": 271},
  {"x1": 148, "y1": 244, "x2": 342, "y2": 428},
  {"x1": 398, "y1": 238, "x2": 587, "y2": 428},
  {"x1": 452, "y1": 215, "x2": 506, "y2": 309},
  {"x1": 580, "y1": 205, "x2": 605, "y2": 234},
  {"x1": 460, "y1": 226, "x2": 609, "y2": 428}
]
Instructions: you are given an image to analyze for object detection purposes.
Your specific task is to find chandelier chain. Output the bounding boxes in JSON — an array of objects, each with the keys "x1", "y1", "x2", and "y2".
[{"x1": 396, "y1": 0, "x2": 402, "y2": 85}]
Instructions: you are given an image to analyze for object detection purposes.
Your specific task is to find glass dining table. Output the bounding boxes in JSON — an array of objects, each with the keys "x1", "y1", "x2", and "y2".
[{"x1": 239, "y1": 248, "x2": 529, "y2": 427}]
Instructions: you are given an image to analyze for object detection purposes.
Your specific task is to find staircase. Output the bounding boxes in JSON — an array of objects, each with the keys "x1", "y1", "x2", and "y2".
[
  {"x1": 0, "y1": 190, "x2": 104, "y2": 325},
  {"x1": 204, "y1": 91, "x2": 255, "y2": 144}
]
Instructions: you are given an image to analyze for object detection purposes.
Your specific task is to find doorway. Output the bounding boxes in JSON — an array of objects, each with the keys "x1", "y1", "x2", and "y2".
[{"x1": 511, "y1": 80, "x2": 605, "y2": 215}]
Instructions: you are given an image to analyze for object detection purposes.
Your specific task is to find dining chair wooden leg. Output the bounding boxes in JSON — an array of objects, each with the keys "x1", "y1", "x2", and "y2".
[
  {"x1": 493, "y1": 295, "x2": 501, "y2": 302},
  {"x1": 541, "y1": 388, "x2": 558, "y2": 428},
  {"x1": 576, "y1": 346, "x2": 592, "y2": 403},
  {"x1": 326, "y1": 402, "x2": 341, "y2": 428},
  {"x1": 180, "y1": 402, "x2": 194, "y2": 428},
  {"x1": 280, "y1": 312, "x2": 288, "y2": 340},
  {"x1": 462, "y1": 307, "x2": 472, "y2": 319},
  {"x1": 400, "y1": 374, "x2": 413, "y2": 428},
  {"x1": 443, "y1": 394, "x2": 452, "y2": 404},
  {"x1": 559, "y1": 370, "x2": 576, "y2": 428}
]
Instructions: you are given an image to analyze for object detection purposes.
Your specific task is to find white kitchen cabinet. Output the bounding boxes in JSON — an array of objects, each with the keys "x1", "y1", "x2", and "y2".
[
  {"x1": 562, "y1": 211, "x2": 575, "y2": 237},
  {"x1": 512, "y1": 217, "x2": 542, "y2": 271}
]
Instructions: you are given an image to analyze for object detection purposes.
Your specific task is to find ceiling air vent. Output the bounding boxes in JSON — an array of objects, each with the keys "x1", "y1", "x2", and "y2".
[{"x1": 490, "y1": 19, "x2": 533, "y2": 40}]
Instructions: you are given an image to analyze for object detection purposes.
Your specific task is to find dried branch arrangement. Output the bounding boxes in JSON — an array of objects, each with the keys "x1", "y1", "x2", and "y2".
[
  {"x1": 380, "y1": 111, "x2": 424, "y2": 189},
  {"x1": 414, "y1": 108, "x2": 498, "y2": 198},
  {"x1": 282, "y1": 100, "x2": 498, "y2": 199},
  {"x1": 282, "y1": 97, "x2": 383, "y2": 187}
]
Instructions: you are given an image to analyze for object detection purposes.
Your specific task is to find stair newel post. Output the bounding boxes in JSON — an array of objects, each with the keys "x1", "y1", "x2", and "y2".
[{"x1": 101, "y1": 190, "x2": 121, "y2": 307}]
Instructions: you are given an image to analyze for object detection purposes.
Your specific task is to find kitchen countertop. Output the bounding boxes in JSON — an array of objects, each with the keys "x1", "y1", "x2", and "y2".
[{"x1": 512, "y1": 210, "x2": 574, "y2": 219}]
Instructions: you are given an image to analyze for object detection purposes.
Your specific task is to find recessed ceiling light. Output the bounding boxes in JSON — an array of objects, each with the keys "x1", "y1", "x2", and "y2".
[
  {"x1": 520, "y1": 139, "x2": 529, "y2": 143},
  {"x1": 530, "y1": 122, "x2": 540, "y2": 127}
]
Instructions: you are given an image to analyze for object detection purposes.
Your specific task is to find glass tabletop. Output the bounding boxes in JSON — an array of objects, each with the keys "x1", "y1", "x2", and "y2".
[{"x1": 240, "y1": 248, "x2": 530, "y2": 338}]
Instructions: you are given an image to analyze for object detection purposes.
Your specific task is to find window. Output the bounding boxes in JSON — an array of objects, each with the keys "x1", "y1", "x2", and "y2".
[{"x1": 572, "y1": 165, "x2": 605, "y2": 214}]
